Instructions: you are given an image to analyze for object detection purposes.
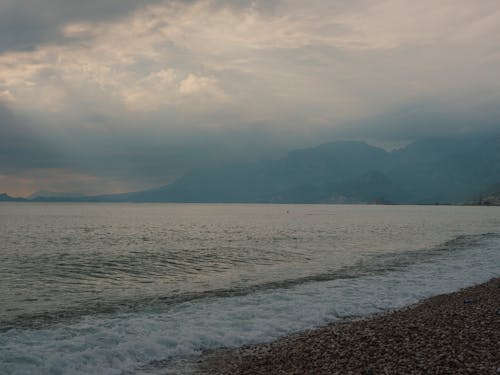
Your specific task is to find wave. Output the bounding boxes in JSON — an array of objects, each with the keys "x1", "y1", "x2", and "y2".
[
  {"x1": 1, "y1": 232, "x2": 499, "y2": 374},
  {"x1": 2, "y1": 232, "x2": 498, "y2": 332}
]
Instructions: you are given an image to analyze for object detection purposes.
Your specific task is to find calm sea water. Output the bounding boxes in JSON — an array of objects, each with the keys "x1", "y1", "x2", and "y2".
[{"x1": 1, "y1": 203, "x2": 499, "y2": 374}]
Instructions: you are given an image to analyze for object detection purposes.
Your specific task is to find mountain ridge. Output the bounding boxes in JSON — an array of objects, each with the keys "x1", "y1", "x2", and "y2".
[{"x1": 10, "y1": 136, "x2": 500, "y2": 204}]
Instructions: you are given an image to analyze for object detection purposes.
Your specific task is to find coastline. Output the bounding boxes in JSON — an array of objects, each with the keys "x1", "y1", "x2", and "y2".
[{"x1": 196, "y1": 278, "x2": 500, "y2": 374}]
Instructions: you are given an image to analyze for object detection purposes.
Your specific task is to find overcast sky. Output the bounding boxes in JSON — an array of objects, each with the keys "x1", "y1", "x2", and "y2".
[{"x1": 1, "y1": 0, "x2": 500, "y2": 196}]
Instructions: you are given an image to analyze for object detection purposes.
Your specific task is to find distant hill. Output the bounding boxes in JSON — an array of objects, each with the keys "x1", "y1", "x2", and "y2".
[
  {"x1": 30, "y1": 136, "x2": 500, "y2": 204},
  {"x1": 28, "y1": 190, "x2": 86, "y2": 200},
  {"x1": 476, "y1": 183, "x2": 500, "y2": 206},
  {"x1": 139, "y1": 137, "x2": 500, "y2": 204},
  {"x1": 98, "y1": 141, "x2": 394, "y2": 203},
  {"x1": 0, "y1": 193, "x2": 26, "y2": 202},
  {"x1": 387, "y1": 137, "x2": 500, "y2": 203}
]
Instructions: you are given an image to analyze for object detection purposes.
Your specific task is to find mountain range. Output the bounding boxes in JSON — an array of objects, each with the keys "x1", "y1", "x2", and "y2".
[{"x1": 3, "y1": 136, "x2": 500, "y2": 204}]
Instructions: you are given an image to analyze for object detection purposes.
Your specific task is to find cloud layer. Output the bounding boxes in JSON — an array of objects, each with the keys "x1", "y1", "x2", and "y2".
[{"x1": 1, "y1": 0, "x2": 500, "y2": 195}]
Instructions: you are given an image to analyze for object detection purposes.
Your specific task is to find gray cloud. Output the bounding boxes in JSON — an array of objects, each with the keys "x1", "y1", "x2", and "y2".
[
  {"x1": 0, "y1": 104, "x2": 63, "y2": 171},
  {"x1": 0, "y1": 101, "x2": 298, "y2": 196},
  {"x1": 1, "y1": 0, "x2": 500, "y2": 196},
  {"x1": 0, "y1": 0, "x2": 278, "y2": 52},
  {"x1": 0, "y1": 0, "x2": 165, "y2": 52}
]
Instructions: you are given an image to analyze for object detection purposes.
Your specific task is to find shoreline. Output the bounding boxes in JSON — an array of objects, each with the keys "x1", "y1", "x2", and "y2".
[{"x1": 195, "y1": 278, "x2": 500, "y2": 374}]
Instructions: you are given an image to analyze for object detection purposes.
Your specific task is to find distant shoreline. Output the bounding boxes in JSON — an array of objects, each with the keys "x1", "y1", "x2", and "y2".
[
  {"x1": 198, "y1": 278, "x2": 500, "y2": 374},
  {"x1": 1, "y1": 199, "x2": 499, "y2": 206}
]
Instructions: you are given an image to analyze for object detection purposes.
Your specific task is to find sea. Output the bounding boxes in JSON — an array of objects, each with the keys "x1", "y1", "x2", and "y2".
[{"x1": 0, "y1": 203, "x2": 499, "y2": 374}]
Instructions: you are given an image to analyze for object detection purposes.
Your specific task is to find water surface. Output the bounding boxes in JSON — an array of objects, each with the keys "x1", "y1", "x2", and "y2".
[{"x1": 1, "y1": 203, "x2": 499, "y2": 374}]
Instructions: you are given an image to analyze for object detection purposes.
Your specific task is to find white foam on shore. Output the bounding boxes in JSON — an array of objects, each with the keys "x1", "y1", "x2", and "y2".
[{"x1": 1, "y1": 234, "x2": 499, "y2": 375}]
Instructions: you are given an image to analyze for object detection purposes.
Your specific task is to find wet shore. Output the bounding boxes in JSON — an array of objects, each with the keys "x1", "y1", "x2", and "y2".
[{"x1": 197, "y1": 278, "x2": 500, "y2": 374}]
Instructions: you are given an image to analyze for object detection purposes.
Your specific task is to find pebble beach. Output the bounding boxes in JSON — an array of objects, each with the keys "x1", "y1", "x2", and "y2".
[{"x1": 198, "y1": 278, "x2": 500, "y2": 374}]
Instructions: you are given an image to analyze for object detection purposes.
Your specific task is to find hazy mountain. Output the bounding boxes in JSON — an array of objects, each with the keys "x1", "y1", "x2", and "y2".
[
  {"x1": 103, "y1": 141, "x2": 392, "y2": 203},
  {"x1": 139, "y1": 137, "x2": 499, "y2": 204},
  {"x1": 0, "y1": 193, "x2": 27, "y2": 202},
  {"x1": 386, "y1": 137, "x2": 500, "y2": 203},
  {"x1": 36, "y1": 136, "x2": 500, "y2": 204},
  {"x1": 476, "y1": 182, "x2": 500, "y2": 205},
  {"x1": 28, "y1": 190, "x2": 86, "y2": 200}
]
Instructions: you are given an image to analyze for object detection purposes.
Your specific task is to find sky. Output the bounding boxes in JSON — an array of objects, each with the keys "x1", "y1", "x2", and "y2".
[{"x1": 1, "y1": 0, "x2": 500, "y2": 197}]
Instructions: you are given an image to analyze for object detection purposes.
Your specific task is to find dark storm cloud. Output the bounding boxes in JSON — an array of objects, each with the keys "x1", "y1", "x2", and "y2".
[
  {"x1": 0, "y1": 104, "x2": 63, "y2": 171},
  {"x1": 0, "y1": 0, "x2": 275, "y2": 52},
  {"x1": 0, "y1": 101, "x2": 292, "y2": 193},
  {"x1": 39, "y1": 122, "x2": 291, "y2": 183},
  {"x1": 329, "y1": 98, "x2": 500, "y2": 143},
  {"x1": 0, "y1": 0, "x2": 165, "y2": 52}
]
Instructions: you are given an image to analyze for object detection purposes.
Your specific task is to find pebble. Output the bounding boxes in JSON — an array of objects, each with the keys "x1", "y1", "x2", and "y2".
[{"x1": 197, "y1": 278, "x2": 500, "y2": 374}]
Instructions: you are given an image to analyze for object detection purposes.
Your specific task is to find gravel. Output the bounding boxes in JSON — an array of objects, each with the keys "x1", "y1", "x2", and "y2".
[{"x1": 197, "y1": 278, "x2": 500, "y2": 374}]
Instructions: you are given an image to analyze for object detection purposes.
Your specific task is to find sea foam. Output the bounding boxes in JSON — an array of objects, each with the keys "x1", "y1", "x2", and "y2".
[{"x1": 1, "y1": 233, "x2": 499, "y2": 374}]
